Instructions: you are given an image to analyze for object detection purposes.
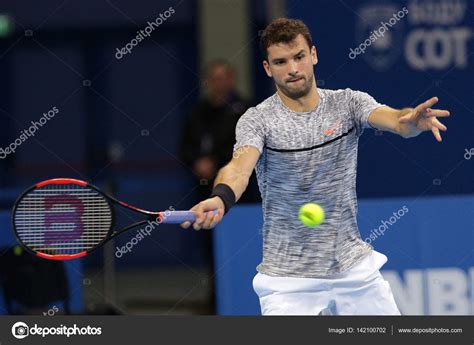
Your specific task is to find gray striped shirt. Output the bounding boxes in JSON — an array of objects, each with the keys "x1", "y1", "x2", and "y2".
[{"x1": 233, "y1": 88, "x2": 385, "y2": 278}]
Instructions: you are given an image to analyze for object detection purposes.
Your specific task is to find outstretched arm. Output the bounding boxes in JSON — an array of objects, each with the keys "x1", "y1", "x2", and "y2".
[{"x1": 368, "y1": 97, "x2": 450, "y2": 142}]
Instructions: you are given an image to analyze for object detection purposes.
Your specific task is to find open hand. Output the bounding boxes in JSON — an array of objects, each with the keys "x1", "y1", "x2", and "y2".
[{"x1": 398, "y1": 97, "x2": 450, "y2": 142}]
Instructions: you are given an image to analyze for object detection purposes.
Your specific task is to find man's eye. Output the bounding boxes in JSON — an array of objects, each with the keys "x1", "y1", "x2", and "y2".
[
  {"x1": 296, "y1": 55, "x2": 304, "y2": 60},
  {"x1": 275, "y1": 61, "x2": 285, "y2": 65}
]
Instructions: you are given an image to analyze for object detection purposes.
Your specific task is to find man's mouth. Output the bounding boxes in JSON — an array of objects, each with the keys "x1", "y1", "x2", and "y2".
[{"x1": 287, "y1": 77, "x2": 304, "y2": 83}]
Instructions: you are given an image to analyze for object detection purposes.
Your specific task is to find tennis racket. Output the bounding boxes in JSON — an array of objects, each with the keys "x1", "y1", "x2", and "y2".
[{"x1": 12, "y1": 178, "x2": 216, "y2": 261}]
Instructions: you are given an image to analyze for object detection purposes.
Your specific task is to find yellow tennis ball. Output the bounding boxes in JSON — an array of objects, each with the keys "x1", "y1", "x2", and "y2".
[{"x1": 299, "y1": 203, "x2": 325, "y2": 227}]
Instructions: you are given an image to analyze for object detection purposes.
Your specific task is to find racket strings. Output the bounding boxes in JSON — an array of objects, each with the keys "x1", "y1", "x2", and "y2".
[{"x1": 14, "y1": 183, "x2": 113, "y2": 255}]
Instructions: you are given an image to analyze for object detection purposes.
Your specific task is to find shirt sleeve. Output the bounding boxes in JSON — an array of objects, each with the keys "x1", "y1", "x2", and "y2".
[
  {"x1": 233, "y1": 107, "x2": 266, "y2": 154},
  {"x1": 347, "y1": 89, "x2": 386, "y2": 136}
]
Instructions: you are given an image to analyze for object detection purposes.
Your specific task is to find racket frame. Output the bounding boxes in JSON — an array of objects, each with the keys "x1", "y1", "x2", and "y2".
[{"x1": 12, "y1": 178, "x2": 162, "y2": 261}]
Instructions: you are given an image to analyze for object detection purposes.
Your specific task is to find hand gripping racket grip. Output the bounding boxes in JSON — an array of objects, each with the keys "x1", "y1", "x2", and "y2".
[{"x1": 160, "y1": 210, "x2": 219, "y2": 224}]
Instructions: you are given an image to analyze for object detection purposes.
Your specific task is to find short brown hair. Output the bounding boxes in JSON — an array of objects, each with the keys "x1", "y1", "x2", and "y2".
[{"x1": 260, "y1": 18, "x2": 313, "y2": 59}]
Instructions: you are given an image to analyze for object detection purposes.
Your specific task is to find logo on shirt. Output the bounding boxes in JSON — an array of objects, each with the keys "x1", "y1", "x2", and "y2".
[{"x1": 324, "y1": 120, "x2": 342, "y2": 136}]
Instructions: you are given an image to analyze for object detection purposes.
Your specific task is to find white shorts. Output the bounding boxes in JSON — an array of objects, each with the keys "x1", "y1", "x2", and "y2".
[{"x1": 252, "y1": 250, "x2": 401, "y2": 315}]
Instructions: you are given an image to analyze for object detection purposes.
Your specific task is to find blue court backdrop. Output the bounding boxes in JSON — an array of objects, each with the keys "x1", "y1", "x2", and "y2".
[{"x1": 214, "y1": 198, "x2": 474, "y2": 315}]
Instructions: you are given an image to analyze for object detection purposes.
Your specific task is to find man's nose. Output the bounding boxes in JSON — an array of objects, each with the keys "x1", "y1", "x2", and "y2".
[{"x1": 288, "y1": 60, "x2": 298, "y2": 75}]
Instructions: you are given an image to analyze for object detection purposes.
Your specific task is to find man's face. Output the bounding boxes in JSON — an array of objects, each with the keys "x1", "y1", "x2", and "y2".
[{"x1": 263, "y1": 34, "x2": 318, "y2": 99}]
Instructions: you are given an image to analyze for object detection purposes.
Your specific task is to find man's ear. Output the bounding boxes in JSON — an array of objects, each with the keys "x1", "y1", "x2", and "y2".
[
  {"x1": 311, "y1": 46, "x2": 318, "y2": 65},
  {"x1": 262, "y1": 60, "x2": 272, "y2": 78}
]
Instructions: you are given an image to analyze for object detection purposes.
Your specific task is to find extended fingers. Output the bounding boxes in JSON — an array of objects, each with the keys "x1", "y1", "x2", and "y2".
[
  {"x1": 433, "y1": 118, "x2": 447, "y2": 131},
  {"x1": 431, "y1": 126, "x2": 442, "y2": 142},
  {"x1": 418, "y1": 96, "x2": 439, "y2": 111},
  {"x1": 425, "y1": 108, "x2": 450, "y2": 118}
]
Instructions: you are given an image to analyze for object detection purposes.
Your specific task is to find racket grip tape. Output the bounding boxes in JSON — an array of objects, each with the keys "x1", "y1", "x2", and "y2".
[{"x1": 160, "y1": 210, "x2": 219, "y2": 224}]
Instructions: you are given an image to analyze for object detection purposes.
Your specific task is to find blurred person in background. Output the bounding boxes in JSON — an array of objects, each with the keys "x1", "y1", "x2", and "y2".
[
  {"x1": 180, "y1": 60, "x2": 260, "y2": 313},
  {"x1": 181, "y1": 60, "x2": 255, "y2": 196}
]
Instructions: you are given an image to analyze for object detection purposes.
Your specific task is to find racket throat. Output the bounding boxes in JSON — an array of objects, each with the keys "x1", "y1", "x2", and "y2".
[{"x1": 148, "y1": 213, "x2": 162, "y2": 223}]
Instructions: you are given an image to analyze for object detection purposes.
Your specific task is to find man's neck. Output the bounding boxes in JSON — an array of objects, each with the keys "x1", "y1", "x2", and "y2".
[{"x1": 277, "y1": 82, "x2": 320, "y2": 112}]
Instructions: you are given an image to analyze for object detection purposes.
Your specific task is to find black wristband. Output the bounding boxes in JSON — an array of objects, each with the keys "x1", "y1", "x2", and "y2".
[{"x1": 210, "y1": 184, "x2": 236, "y2": 214}]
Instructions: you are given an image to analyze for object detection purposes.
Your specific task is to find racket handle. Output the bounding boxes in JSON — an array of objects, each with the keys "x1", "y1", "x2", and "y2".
[{"x1": 160, "y1": 210, "x2": 219, "y2": 224}]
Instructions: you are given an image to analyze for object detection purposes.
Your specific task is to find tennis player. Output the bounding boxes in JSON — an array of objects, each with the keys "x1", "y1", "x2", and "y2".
[{"x1": 181, "y1": 18, "x2": 450, "y2": 315}]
